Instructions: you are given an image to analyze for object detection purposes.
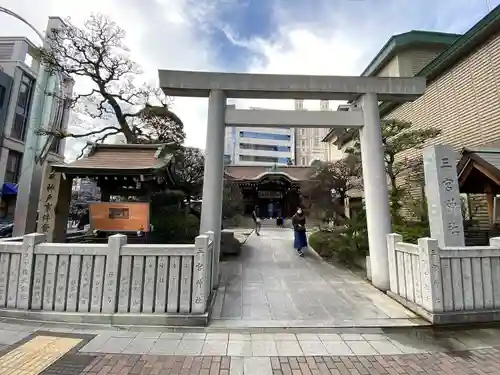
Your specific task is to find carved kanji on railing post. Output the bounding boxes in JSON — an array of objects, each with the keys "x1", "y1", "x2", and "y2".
[
  {"x1": 17, "y1": 233, "x2": 46, "y2": 309},
  {"x1": 192, "y1": 234, "x2": 209, "y2": 313},
  {"x1": 206, "y1": 231, "x2": 214, "y2": 294},
  {"x1": 102, "y1": 234, "x2": 127, "y2": 313},
  {"x1": 418, "y1": 237, "x2": 443, "y2": 313}
]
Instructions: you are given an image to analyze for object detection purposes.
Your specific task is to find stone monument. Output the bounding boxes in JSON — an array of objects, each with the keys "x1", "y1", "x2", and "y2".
[{"x1": 423, "y1": 145, "x2": 465, "y2": 247}]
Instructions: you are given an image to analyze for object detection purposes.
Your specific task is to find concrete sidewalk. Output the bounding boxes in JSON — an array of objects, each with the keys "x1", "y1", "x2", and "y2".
[{"x1": 0, "y1": 320, "x2": 500, "y2": 374}]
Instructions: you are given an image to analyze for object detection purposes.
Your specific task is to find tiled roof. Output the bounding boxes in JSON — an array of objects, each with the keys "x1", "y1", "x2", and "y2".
[
  {"x1": 53, "y1": 144, "x2": 173, "y2": 173},
  {"x1": 225, "y1": 165, "x2": 311, "y2": 181},
  {"x1": 458, "y1": 148, "x2": 500, "y2": 173},
  {"x1": 468, "y1": 149, "x2": 500, "y2": 171}
]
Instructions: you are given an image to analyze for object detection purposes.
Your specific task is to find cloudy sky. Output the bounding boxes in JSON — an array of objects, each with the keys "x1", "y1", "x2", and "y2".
[{"x1": 0, "y1": 0, "x2": 498, "y2": 159}]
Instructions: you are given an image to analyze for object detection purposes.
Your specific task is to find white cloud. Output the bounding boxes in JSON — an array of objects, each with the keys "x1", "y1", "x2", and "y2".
[{"x1": 0, "y1": 0, "x2": 496, "y2": 161}]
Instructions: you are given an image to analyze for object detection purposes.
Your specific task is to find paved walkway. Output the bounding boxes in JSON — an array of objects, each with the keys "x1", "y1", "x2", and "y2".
[
  {"x1": 212, "y1": 228, "x2": 422, "y2": 328},
  {"x1": 1, "y1": 321, "x2": 500, "y2": 374}
]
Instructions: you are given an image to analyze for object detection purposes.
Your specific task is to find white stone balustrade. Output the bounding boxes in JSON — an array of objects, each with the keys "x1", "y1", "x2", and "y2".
[
  {"x1": 0, "y1": 233, "x2": 214, "y2": 326},
  {"x1": 387, "y1": 233, "x2": 500, "y2": 324}
]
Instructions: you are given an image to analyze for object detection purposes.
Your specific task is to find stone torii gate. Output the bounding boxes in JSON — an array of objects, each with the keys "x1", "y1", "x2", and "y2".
[{"x1": 159, "y1": 70, "x2": 426, "y2": 291}]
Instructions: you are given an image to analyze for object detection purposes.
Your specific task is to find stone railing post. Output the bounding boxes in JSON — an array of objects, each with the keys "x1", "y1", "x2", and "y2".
[
  {"x1": 207, "y1": 231, "x2": 215, "y2": 292},
  {"x1": 489, "y1": 237, "x2": 500, "y2": 248},
  {"x1": 18, "y1": 233, "x2": 46, "y2": 309},
  {"x1": 193, "y1": 234, "x2": 209, "y2": 313},
  {"x1": 418, "y1": 237, "x2": 443, "y2": 313},
  {"x1": 387, "y1": 233, "x2": 402, "y2": 295},
  {"x1": 102, "y1": 234, "x2": 126, "y2": 313}
]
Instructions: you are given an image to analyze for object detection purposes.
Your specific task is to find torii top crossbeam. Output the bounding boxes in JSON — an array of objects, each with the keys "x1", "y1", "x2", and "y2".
[{"x1": 158, "y1": 70, "x2": 425, "y2": 102}]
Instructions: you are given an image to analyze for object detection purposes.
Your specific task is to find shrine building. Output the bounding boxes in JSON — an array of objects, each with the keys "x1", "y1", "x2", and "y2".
[{"x1": 225, "y1": 165, "x2": 312, "y2": 218}]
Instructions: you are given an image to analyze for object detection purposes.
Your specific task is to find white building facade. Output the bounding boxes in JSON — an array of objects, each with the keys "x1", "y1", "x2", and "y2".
[
  {"x1": 294, "y1": 99, "x2": 330, "y2": 165},
  {"x1": 224, "y1": 107, "x2": 295, "y2": 166}
]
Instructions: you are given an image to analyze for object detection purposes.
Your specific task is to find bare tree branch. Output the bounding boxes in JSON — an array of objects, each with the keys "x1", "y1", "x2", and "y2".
[
  {"x1": 37, "y1": 125, "x2": 120, "y2": 139},
  {"x1": 38, "y1": 13, "x2": 184, "y2": 145},
  {"x1": 76, "y1": 128, "x2": 121, "y2": 159}
]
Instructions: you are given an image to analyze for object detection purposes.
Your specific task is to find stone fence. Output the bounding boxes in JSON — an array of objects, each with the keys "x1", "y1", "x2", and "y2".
[
  {"x1": 0, "y1": 232, "x2": 214, "y2": 326},
  {"x1": 387, "y1": 233, "x2": 500, "y2": 324}
]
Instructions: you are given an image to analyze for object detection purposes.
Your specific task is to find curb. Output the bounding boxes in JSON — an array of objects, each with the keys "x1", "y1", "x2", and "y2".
[
  {"x1": 240, "y1": 229, "x2": 254, "y2": 245},
  {"x1": 305, "y1": 231, "x2": 325, "y2": 261}
]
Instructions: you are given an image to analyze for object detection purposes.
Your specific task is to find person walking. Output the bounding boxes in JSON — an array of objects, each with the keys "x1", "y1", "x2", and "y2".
[
  {"x1": 292, "y1": 208, "x2": 307, "y2": 257},
  {"x1": 252, "y1": 207, "x2": 261, "y2": 236},
  {"x1": 276, "y1": 209, "x2": 283, "y2": 227}
]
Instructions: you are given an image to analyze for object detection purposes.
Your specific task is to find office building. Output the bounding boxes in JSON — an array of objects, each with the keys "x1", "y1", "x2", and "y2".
[
  {"x1": 294, "y1": 99, "x2": 329, "y2": 166},
  {"x1": 224, "y1": 106, "x2": 295, "y2": 166},
  {"x1": 0, "y1": 31, "x2": 73, "y2": 222}
]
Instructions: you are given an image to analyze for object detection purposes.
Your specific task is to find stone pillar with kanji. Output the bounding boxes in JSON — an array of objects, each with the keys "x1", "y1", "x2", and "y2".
[
  {"x1": 423, "y1": 145, "x2": 465, "y2": 248},
  {"x1": 37, "y1": 164, "x2": 72, "y2": 242}
]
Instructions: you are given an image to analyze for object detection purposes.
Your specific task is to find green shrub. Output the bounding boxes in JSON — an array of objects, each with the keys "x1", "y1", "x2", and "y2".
[
  {"x1": 150, "y1": 205, "x2": 200, "y2": 244},
  {"x1": 309, "y1": 230, "x2": 335, "y2": 257},
  {"x1": 392, "y1": 221, "x2": 429, "y2": 243},
  {"x1": 309, "y1": 209, "x2": 368, "y2": 265},
  {"x1": 309, "y1": 204, "x2": 432, "y2": 266},
  {"x1": 223, "y1": 215, "x2": 253, "y2": 229}
]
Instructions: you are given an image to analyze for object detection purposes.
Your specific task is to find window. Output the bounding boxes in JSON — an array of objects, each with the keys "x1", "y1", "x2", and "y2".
[
  {"x1": 278, "y1": 157, "x2": 291, "y2": 164},
  {"x1": 276, "y1": 146, "x2": 290, "y2": 152},
  {"x1": 239, "y1": 155, "x2": 279, "y2": 163},
  {"x1": 11, "y1": 74, "x2": 34, "y2": 140},
  {"x1": 295, "y1": 100, "x2": 304, "y2": 110},
  {"x1": 239, "y1": 143, "x2": 291, "y2": 152},
  {"x1": 4, "y1": 151, "x2": 22, "y2": 184},
  {"x1": 239, "y1": 155, "x2": 291, "y2": 164},
  {"x1": 239, "y1": 131, "x2": 291, "y2": 141}
]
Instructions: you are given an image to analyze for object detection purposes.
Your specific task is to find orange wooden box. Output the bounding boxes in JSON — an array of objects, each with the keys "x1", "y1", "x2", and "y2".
[{"x1": 88, "y1": 202, "x2": 150, "y2": 232}]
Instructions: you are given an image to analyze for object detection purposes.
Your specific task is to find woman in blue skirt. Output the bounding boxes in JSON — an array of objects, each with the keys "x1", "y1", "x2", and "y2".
[{"x1": 292, "y1": 208, "x2": 307, "y2": 257}]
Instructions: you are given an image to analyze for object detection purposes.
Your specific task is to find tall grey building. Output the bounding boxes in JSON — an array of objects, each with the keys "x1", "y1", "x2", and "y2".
[{"x1": 0, "y1": 31, "x2": 73, "y2": 222}]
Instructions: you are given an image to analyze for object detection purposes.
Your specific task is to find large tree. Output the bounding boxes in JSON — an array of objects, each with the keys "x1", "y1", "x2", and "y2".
[
  {"x1": 307, "y1": 154, "x2": 362, "y2": 223},
  {"x1": 38, "y1": 14, "x2": 207, "y2": 197},
  {"x1": 173, "y1": 147, "x2": 205, "y2": 199},
  {"x1": 347, "y1": 119, "x2": 441, "y2": 222},
  {"x1": 38, "y1": 14, "x2": 184, "y2": 152},
  {"x1": 222, "y1": 181, "x2": 244, "y2": 220}
]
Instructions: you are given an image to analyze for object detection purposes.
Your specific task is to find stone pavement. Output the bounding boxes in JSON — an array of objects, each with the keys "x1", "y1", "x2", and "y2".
[
  {"x1": 79, "y1": 349, "x2": 500, "y2": 374},
  {"x1": 213, "y1": 228, "x2": 422, "y2": 328},
  {"x1": 0, "y1": 321, "x2": 500, "y2": 374}
]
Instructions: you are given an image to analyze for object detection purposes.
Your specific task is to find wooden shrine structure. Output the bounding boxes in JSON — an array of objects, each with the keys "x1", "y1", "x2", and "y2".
[{"x1": 37, "y1": 143, "x2": 177, "y2": 242}]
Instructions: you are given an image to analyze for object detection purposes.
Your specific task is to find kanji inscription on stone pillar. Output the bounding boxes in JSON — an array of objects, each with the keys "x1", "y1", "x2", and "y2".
[{"x1": 423, "y1": 145, "x2": 465, "y2": 247}]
